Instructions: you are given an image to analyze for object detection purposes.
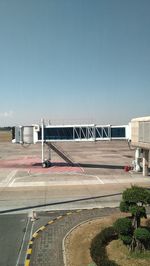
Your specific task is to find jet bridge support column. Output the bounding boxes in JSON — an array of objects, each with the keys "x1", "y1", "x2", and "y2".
[
  {"x1": 143, "y1": 149, "x2": 149, "y2": 176},
  {"x1": 134, "y1": 148, "x2": 141, "y2": 172}
]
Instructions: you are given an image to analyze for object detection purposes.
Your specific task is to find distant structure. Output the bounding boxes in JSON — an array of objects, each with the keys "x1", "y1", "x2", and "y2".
[
  {"x1": 12, "y1": 122, "x2": 129, "y2": 167},
  {"x1": 131, "y1": 116, "x2": 150, "y2": 176},
  {"x1": 12, "y1": 117, "x2": 150, "y2": 176}
]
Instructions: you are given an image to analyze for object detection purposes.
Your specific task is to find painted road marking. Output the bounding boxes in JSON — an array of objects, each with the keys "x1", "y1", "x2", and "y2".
[
  {"x1": 24, "y1": 260, "x2": 30, "y2": 266},
  {"x1": 48, "y1": 220, "x2": 54, "y2": 225},
  {"x1": 56, "y1": 215, "x2": 63, "y2": 220},
  {"x1": 2, "y1": 168, "x2": 149, "y2": 188},
  {"x1": 96, "y1": 176, "x2": 104, "y2": 184},
  {"x1": 39, "y1": 225, "x2": 46, "y2": 231},
  {"x1": 24, "y1": 209, "x2": 83, "y2": 266},
  {"x1": 32, "y1": 232, "x2": 38, "y2": 238},
  {"x1": 5, "y1": 169, "x2": 18, "y2": 187},
  {"x1": 15, "y1": 217, "x2": 30, "y2": 266},
  {"x1": 0, "y1": 158, "x2": 83, "y2": 174},
  {"x1": 2, "y1": 175, "x2": 150, "y2": 189},
  {"x1": 26, "y1": 249, "x2": 32, "y2": 254}
]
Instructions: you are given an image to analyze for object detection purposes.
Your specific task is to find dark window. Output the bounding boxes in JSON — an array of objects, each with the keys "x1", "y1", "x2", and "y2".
[
  {"x1": 81, "y1": 127, "x2": 87, "y2": 138},
  {"x1": 111, "y1": 127, "x2": 125, "y2": 138},
  {"x1": 38, "y1": 127, "x2": 73, "y2": 140}
]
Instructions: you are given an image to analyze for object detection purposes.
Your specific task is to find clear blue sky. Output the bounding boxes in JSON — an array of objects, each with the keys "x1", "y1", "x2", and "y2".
[{"x1": 0, "y1": 0, "x2": 150, "y2": 126}]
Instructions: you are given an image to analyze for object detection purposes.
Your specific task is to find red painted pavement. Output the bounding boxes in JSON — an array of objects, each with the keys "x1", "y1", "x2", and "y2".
[{"x1": 0, "y1": 157, "x2": 84, "y2": 174}]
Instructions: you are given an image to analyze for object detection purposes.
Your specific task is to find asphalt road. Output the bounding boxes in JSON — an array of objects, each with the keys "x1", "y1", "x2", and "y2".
[
  {"x1": 0, "y1": 214, "x2": 30, "y2": 266},
  {"x1": 0, "y1": 211, "x2": 66, "y2": 266},
  {"x1": 0, "y1": 209, "x2": 120, "y2": 266}
]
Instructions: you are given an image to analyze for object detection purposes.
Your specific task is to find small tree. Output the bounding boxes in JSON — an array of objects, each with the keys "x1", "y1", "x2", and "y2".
[
  {"x1": 113, "y1": 217, "x2": 133, "y2": 245},
  {"x1": 120, "y1": 186, "x2": 150, "y2": 229},
  {"x1": 114, "y1": 186, "x2": 150, "y2": 251},
  {"x1": 113, "y1": 217, "x2": 132, "y2": 235},
  {"x1": 134, "y1": 228, "x2": 150, "y2": 250}
]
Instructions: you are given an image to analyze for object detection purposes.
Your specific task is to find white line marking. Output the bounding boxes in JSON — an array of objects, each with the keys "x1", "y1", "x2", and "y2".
[
  {"x1": 24, "y1": 217, "x2": 36, "y2": 265},
  {"x1": 9, "y1": 178, "x2": 15, "y2": 187},
  {"x1": 5, "y1": 169, "x2": 18, "y2": 187},
  {"x1": 96, "y1": 176, "x2": 104, "y2": 184},
  {"x1": 15, "y1": 217, "x2": 30, "y2": 266}
]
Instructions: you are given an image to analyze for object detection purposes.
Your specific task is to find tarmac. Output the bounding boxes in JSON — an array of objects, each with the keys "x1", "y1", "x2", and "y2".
[
  {"x1": 0, "y1": 140, "x2": 150, "y2": 265},
  {"x1": 28, "y1": 208, "x2": 120, "y2": 266}
]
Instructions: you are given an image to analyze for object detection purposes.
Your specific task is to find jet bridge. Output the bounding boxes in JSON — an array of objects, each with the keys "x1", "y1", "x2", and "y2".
[
  {"x1": 13, "y1": 124, "x2": 129, "y2": 144},
  {"x1": 12, "y1": 123, "x2": 129, "y2": 167}
]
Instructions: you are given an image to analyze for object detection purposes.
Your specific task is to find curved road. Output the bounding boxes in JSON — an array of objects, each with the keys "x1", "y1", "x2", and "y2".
[{"x1": 30, "y1": 208, "x2": 120, "y2": 266}]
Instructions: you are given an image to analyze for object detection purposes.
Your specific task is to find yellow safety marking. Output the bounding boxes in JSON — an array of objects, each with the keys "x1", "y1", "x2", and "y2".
[
  {"x1": 27, "y1": 249, "x2": 32, "y2": 254},
  {"x1": 24, "y1": 259, "x2": 30, "y2": 266},
  {"x1": 39, "y1": 226, "x2": 46, "y2": 230},
  {"x1": 24, "y1": 209, "x2": 85, "y2": 266},
  {"x1": 56, "y1": 215, "x2": 63, "y2": 220},
  {"x1": 66, "y1": 212, "x2": 72, "y2": 215},
  {"x1": 48, "y1": 220, "x2": 54, "y2": 224},
  {"x1": 32, "y1": 232, "x2": 38, "y2": 238}
]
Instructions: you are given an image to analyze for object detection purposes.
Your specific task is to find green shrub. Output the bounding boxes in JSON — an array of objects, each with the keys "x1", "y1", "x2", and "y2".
[
  {"x1": 122, "y1": 186, "x2": 150, "y2": 205},
  {"x1": 120, "y1": 235, "x2": 132, "y2": 245},
  {"x1": 120, "y1": 201, "x2": 129, "y2": 212},
  {"x1": 134, "y1": 228, "x2": 150, "y2": 243},
  {"x1": 113, "y1": 217, "x2": 132, "y2": 235},
  {"x1": 90, "y1": 226, "x2": 118, "y2": 266},
  {"x1": 129, "y1": 205, "x2": 147, "y2": 219}
]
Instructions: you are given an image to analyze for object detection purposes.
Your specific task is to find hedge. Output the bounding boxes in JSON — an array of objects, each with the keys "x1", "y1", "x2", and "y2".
[{"x1": 90, "y1": 226, "x2": 118, "y2": 266}]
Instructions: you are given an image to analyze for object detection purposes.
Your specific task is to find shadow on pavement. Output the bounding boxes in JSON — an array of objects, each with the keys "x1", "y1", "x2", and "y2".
[
  {"x1": 33, "y1": 162, "x2": 125, "y2": 169},
  {"x1": 0, "y1": 192, "x2": 122, "y2": 214},
  {"x1": 79, "y1": 163, "x2": 124, "y2": 169}
]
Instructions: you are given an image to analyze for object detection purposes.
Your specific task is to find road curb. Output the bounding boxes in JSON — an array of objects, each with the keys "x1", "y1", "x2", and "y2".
[
  {"x1": 62, "y1": 217, "x2": 102, "y2": 266},
  {"x1": 24, "y1": 208, "x2": 92, "y2": 266}
]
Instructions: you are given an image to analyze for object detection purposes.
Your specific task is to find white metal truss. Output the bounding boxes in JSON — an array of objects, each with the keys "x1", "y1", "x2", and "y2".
[
  {"x1": 12, "y1": 124, "x2": 129, "y2": 144},
  {"x1": 12, "y1": 123, "x2": 129, "y2": 165}
]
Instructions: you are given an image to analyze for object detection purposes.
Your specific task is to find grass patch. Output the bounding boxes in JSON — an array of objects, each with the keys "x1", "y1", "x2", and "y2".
[
  {"x1": 64, "y1": 214, "x2": 122, "y2": 266},
  {"x1": 0, "y1": 131, "x2": 11, "y2": 142},
  {"x1": 65, "y1": 215, "x2": 150, "y2": 266},
  {"x1": 107, "y1": 239, "x2": 150, "y2": 266},
  {"x1": 130, "y1": 251, "x2": 150, "y2": 259}
]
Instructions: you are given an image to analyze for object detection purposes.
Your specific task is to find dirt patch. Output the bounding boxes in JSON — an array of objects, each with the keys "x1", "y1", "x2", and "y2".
[
  {"x1": 0, "y1": 131, "x2": 11, "y2": 142},
  {"x1": 64, "y1": 214, "x2": 124, "y2": 266},
  {"x1": 64, "y1": 216, "x2": 150, "y2": 266},
  {"x1": 106, "y1": 218, "x2": 150, "y2": 266},
  {"x1": 107, "y1": 239, "x2": 150, "y2": 266}
]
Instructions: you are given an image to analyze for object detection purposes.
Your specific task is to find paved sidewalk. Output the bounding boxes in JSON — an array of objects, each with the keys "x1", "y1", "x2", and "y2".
[{"x1": 30, "y1": 208, "x2": 120, "y2": 266}]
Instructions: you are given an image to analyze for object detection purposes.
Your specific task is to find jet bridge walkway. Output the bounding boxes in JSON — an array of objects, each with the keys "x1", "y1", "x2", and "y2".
[{"x1": 12, "y1": 123, "x2": 130, "y2": 167}]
